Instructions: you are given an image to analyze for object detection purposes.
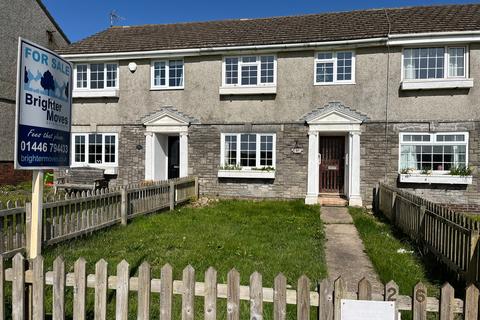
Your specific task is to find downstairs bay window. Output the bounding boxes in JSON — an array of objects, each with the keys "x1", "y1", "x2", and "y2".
[
  {"x1": 219, "y1": 133, "x2": 276, "y2": 178},
  {"x1": 399, "y1": 132, "x2": 472, "y2": 184},
  {"x1": 72, "y1": 133, "x2": 118, "y2": 171}
]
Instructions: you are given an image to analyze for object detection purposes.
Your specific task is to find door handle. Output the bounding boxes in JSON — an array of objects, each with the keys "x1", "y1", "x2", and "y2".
[
  {"x1": 173, "y1": 165, "x2": 179, "y2": 169},
  {"x1": 318, "y1": 153, "x2": 322, "y2": 165}
]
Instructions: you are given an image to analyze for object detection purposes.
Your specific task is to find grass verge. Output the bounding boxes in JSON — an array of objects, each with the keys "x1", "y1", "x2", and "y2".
[{"x1": 348, "y1": 207, "x2": 441, "y2": 296}]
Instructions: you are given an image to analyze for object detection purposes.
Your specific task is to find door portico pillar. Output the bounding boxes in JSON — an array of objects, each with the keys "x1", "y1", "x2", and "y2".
[
  {"x1": 348, "y1": 131, "x2": 362, "y2": 206},
  {"x1": 144, "y1": 132, "x2": 154, "y2": 181},
  {"x1": 179, "y1": 132, "x2": 188, "y2": 178},
  {"x1": 305, "y1": 131, "x2": 319, "y2": 204}
]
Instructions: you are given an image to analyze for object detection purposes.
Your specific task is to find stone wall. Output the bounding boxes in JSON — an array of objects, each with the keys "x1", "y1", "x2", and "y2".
[
  {"x1": 188, "y1": 123, "x2": 308, "y2": 199},
  {"x1": 361, "y1": 121, "x2": 480, "y2": 208},
  {"x1": 114, "y1": 125, "x2": 146, "y2": 187}
]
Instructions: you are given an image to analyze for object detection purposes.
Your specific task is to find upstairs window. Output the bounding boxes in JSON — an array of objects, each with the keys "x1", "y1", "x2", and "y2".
[
  {"x1": 221, "y1": 133, "x2": 276, "y2": 168},
  {"x1": 72, "y1": 133, "x2": 118, "y2": 166},
  {"x1": 403, "y1": 46, "x2": 467, "y2": 80},
  {"x1": 315, "y1": 51, "x2": 355, "y2": 85},
  {"x1": 151, "y1": 59, "x2": 184, "y2": 89},
  {"x1": 74, "y1": 63, "x2": 118, "y2": 90},
  {"x1": 399, "y1": 132, "x2": 468, "y2": 173},
  {"x1": 223, "y1": 55, "x2": 276, "y2": 87}
]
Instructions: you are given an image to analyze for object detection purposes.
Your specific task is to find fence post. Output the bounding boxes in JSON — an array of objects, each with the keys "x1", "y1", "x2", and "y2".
[
  {"x1": 120, "y1": 188, "x2": 127, "y2": 226},
  {"x1": 391, "y1": 191, "x2": 397, "y2": 224},
  {"x1": 169, "y1": 181, "x2": 175, "y2": 211},
  {"x1": 194, "y1": 176, "x2": 199, "y2": 199},
  {"x1": 419, "y1": 205, "x2": 426, "y2": 244},
  {"x1": 373, "y1": 183, "x2": 379, "y2": 214},
  {"x1": 25, "y1": 203, "x2": 32, "y2": 258},
  {"x1": 466, "y1": 229, "x2": 479, "y2": 284}
]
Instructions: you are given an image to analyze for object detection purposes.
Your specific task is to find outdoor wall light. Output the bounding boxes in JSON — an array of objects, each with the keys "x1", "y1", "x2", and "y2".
[
  {"x1": 136, "y1": 144, "x2": 143, "y2": 150},
  {"x1": 128, "y1": 62, "x2": 137, "y2": 73}
]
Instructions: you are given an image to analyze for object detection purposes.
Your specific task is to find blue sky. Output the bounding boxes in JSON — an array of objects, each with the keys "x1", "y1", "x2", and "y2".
[{"x1": 43, "y1": 0, "x2": 477, "y2": 43}]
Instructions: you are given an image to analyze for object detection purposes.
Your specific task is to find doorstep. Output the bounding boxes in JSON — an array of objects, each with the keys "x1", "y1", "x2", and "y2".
[{"x1": 318, "y1": 194, "x2": 348, "y2": 207}]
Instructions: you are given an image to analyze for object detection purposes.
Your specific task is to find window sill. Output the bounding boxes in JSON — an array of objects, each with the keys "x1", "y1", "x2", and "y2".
[
  {"x1": 71, "y1": 164, "x2": 118, "y2": 175},
  {"x1": 73, "y1": 89, "x2": 119, "y2": 98},
  {"x1": 314, "y1": 81, "x2": 355, "y2": 86},
  {"x1": 399, "y1": 173, "x2": 472, "y2": 185},
  {"x1": 217, "y1": 169, "x2": 275, "y2": 179},
  {"x1": 219, "y1": 86, "x2": 277, "y2": 95},
  {"x1": 150, "y1": 86, "x2": 184, "y2": 91},
  {"x1": 401, "y1": 79, "x2": 473, "y2": 90}
]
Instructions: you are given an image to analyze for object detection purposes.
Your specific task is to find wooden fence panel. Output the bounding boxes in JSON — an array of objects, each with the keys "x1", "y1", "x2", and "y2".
[
  {"x1": 376, "y1": 183, "x2": 480, "y2": 284},
  {"x1": 160, "y1": 264, "x2": 173, "y2": 320},
  {"x1": 0, "y1": 177, "x2": 197, "y2": 256},
  {"x1": 32, "y1": 256, "x2": 44, "y2": 320},
  {"x1": 116, "y1": 260, "x2": 130, "y2": 320},
  {"x1": 227, "y1": 269, "x2": 240, "y2": 320},
  {"x1": 204, "y1": 267, "x2": 217, "y2": 320},
  {"x1": 73, "y1": 258, "x2": 86, "y2": 320},
  {"x1": 182, "y1": 265, "x2": 195, "y2": 320},
  {"x1": 53, "y1": 256, "x2": 65, "y2": 320},
  {"x1": 2, "y1": 257, "x2": 480, "y2": 320},
  {"x1": 137, "y1": 262, "x2": 151, "y2": 320},
  {"x1": 296, "y1": 275, "x2": 310, "y2": 320},
  {"x1": 250, "y1": 272, "x2": 263, "y2": 320},
  {"x1": 12, "y1": 253, "x2": 24, "y2": 320},
  {"x1": 95, "y1": 259, "x2": 108, "y2": 320}
]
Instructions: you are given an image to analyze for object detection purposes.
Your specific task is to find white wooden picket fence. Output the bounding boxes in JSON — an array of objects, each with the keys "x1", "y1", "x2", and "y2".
[
  {"x1": 0, "y1": 177, "x2": 198, "y2": 257},
  {"x1": 2, "y1": 253, "x2": 480, "y2": 320}
]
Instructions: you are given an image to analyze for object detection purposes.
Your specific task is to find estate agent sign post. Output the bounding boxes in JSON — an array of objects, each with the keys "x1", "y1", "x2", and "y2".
[{"x1": 14, "y1": 38, "x2": 72, "y2": 258}]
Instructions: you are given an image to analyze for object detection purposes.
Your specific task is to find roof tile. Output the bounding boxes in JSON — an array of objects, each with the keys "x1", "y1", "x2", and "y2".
[{"x1": 57, "y1": 4, "x2": 480, "y2": 55}]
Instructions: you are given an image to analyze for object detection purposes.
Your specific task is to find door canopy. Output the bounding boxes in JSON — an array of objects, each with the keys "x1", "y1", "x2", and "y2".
[
  {"x1": 142, "y1": 106, "x2": 199, "y2": 133},
  {"x1": 301, "y1": 101, "x2": 368, "y2": 132}
]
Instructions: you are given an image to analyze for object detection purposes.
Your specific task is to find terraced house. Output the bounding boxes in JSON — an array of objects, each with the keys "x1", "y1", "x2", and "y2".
[{"x1": 57, "y1": 4, "x2": 480, "y2": 209}]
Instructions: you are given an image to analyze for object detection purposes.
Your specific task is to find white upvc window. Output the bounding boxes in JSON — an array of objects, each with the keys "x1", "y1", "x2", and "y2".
[
  {"x1": 314, "y1": 51, "x2": 355, "y2": 85},
  {"x1": 72, "y1": 133, "x2": 118, "y2": 167},
  {"x1": 402, "y1": 46, "x2": 468, "y2": 80},
  {"x1": 399, "y1": 132, "x2": 468, "y2": 174},
  {"x1": 220, "y1": 133, "x2": 276, "y2": 168},
  {"x1": 222, "y1": 55, "x2": 277, "y2": 87},
  {"x1": 150, "y1": 59, "x2": 184, "y2": 89},
  {"x1": 73, "y1": 63, "x2": 119, "y2": 90}
]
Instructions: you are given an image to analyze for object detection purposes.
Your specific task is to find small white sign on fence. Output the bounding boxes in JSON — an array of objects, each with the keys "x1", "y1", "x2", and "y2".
[{"x1": 341, "y1": 299, "x2": 396, "y2": 320}]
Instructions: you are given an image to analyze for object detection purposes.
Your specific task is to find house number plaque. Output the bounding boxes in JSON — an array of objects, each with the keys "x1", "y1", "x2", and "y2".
[{"x1": 327, "y1": 165, "x2": 337, "y2": 170}]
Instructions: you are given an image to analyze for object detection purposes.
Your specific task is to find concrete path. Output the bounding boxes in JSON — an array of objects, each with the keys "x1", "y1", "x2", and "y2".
[{"x1": 322, "y1": 206, "x2": 383, "y2": 292}]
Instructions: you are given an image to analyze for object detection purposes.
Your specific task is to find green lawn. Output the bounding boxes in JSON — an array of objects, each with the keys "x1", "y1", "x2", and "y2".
[
  {"x1": 38, "y1": 199, "x2": 326, "y2": 319},
  {"x1": 349, "y1": 207, "x2": 441, "y2": 296}
]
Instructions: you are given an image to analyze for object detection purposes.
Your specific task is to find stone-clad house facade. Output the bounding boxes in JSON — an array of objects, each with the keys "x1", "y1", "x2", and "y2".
[
  {"x1": 57, "y1": 4, "x2": 480, "y2": 209},
  {"x1": 0, "y1": 0, "x2": 69, "y2": 184}
]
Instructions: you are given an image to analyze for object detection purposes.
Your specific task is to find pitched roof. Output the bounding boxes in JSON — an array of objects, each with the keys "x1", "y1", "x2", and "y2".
[{"x1": 58, "y1": 4, "x2": 480, "y2": 55}]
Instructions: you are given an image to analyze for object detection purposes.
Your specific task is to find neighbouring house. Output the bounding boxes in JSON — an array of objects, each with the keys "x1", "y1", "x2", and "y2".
[
  {"x1": 0, "y1": 0, "x2": 70, "y2": 184},
  {"x1": 57, "y1": 4, "x2": 480, "y2": 209}
]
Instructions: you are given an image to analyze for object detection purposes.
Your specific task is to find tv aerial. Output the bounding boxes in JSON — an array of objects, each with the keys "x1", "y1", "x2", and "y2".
[{"x1": 109, "y1": 10, "x2": 126, "y2": 27}]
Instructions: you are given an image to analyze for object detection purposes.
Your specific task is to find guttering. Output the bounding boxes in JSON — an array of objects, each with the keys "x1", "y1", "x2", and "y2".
[
  {"x1": 60, "y1": 37, "x2": 387, "y2": 61},
  {"x1": 387, "y1": 30, "x2": 480, "y2": 45},
  {"x1": 61, "y1": 30, "x2": 480, "y2": 62}
]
